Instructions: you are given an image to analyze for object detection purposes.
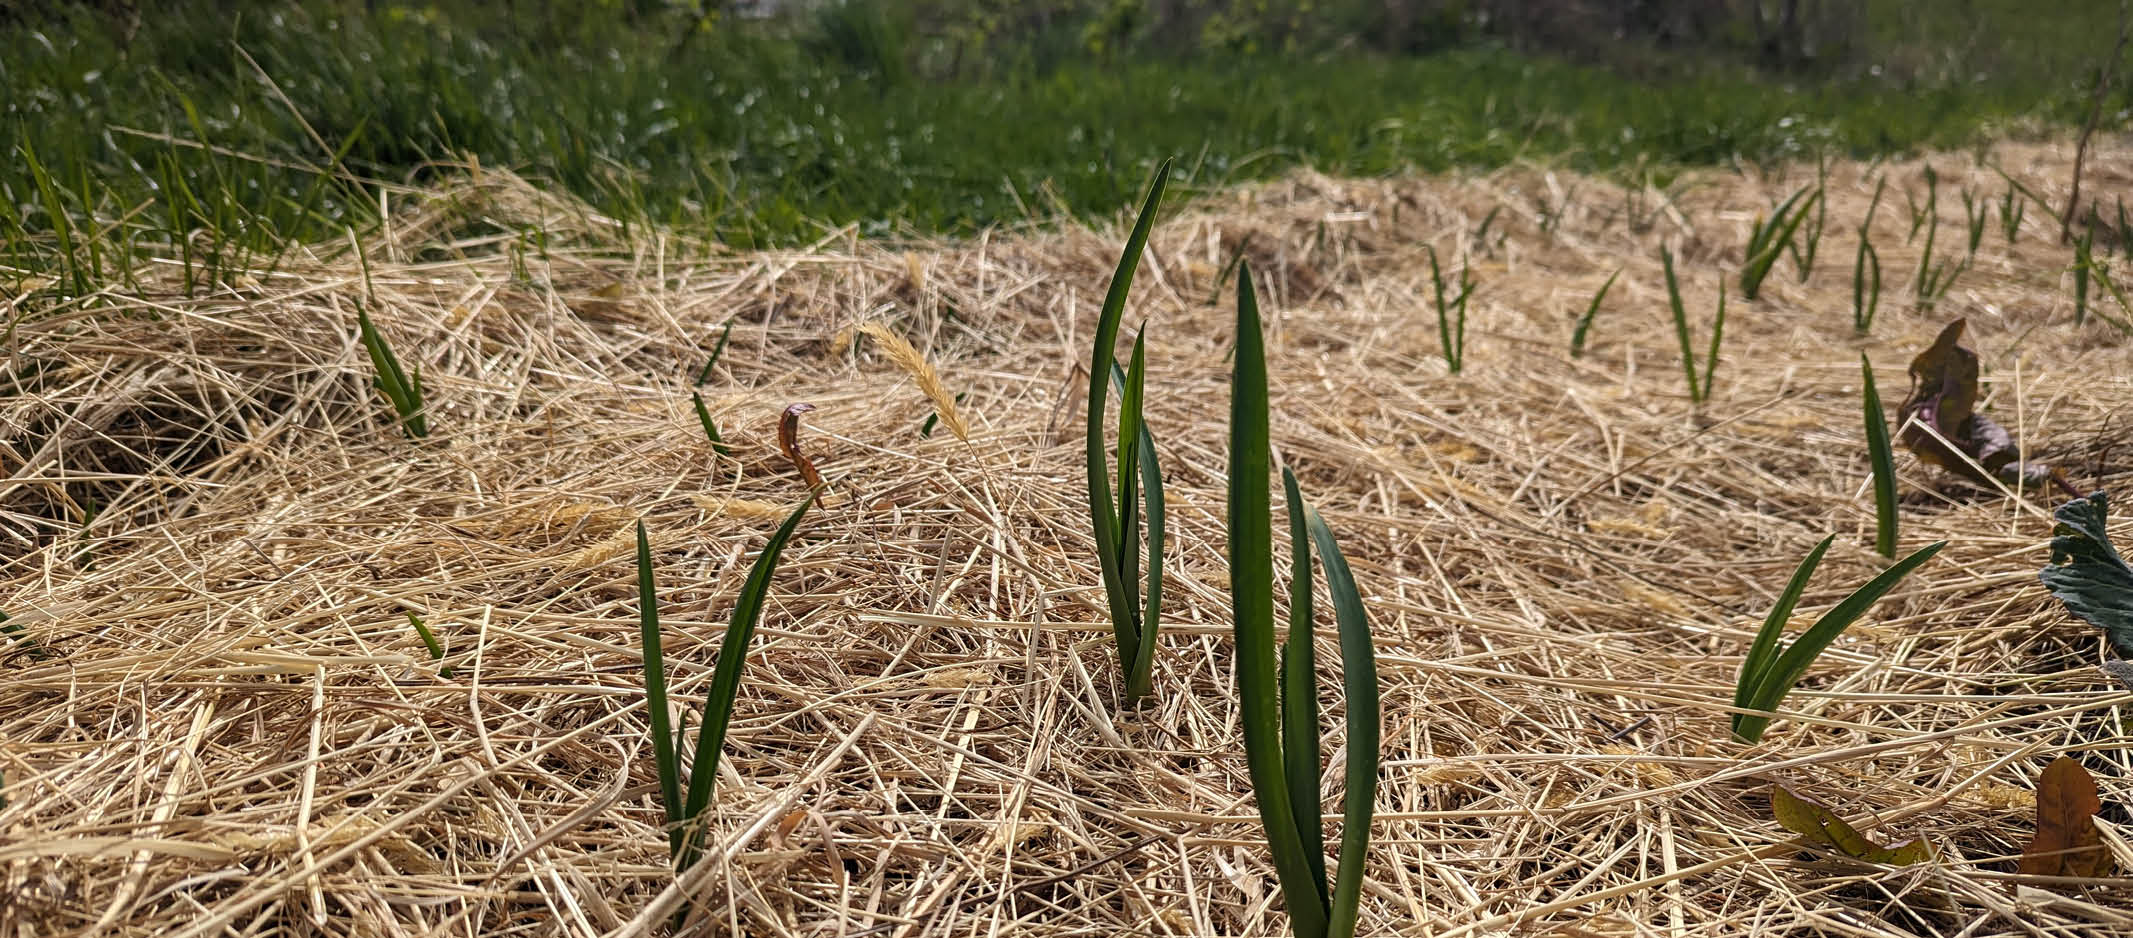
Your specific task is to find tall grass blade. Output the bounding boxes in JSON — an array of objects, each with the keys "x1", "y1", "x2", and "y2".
[
  {"x1": 1230, "y1": 263, "x2": 1328, "y2": 938},
  {"x1": 636, "y1": 522, "x2": 684, "y2": 859},
  {"x1": 1302, "y1": 501, "x2": 1378, "y2": 938},
  {"x1": 1662, "y1": 247, "x2": 1701, "y2": 404},
  {"x1": 1733, "y1": 540, "x2": 1945, "y2": 743},
  {"x1": 2075, "y1": 228, "x2": 2094, "y2": 326},
  {"x1": 692, "y1": 392, "x2": 732, "y2": 457},
  {"x1": 1852, "y1": 235, "x2": 1882, "y2": 334},
  {"x1": 1861, "y1": 356, "x2": 1899, "y2": 559},
  {"x1": 1281, "y1": 469, "x2": 1328, "y2": 903},
  {"x1": 1088, "y1": 160, "x2": 1171, "y2": 702},
  {"x1": 1570, "y1": 269, "x2": 1619, "y2": 359},
  {"x1": 675, "y1": 490, "x2": 817, "y2": 868}
]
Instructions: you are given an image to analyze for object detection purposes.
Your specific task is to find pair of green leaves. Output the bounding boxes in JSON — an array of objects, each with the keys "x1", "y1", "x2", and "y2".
[
  {"x1": 638, "y1": 492, "x2": 816, "y2": 871},
  {"x1": 1087, "y1": 160, "x2": 1172, "y2": 703},
  {"x1": 1230, "y1": 262, "x2": 1380, "y2": 938},
  {"x1": 1742, "y1": 184, "x2": 1822, "y2": 300},
  {"x1": 1732, "y1": 536, "x2": 1945, "y2": 744},
  {"x1": 357, "y1": 305, "x2": 429, "y2": 439}
]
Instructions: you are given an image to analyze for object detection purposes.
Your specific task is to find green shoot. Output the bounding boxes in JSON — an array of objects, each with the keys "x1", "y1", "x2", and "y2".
[
  {"x1": 1852, "y1": 233, "x2": 1882, "y2": 334},
  {"x1": 1427, "y1": 244, "x2": 1476, "y2": 374},
  {"x1": 1906, "y1": 167, "x2": 1937, "y2": 243},
  {"x1": 2086, "y1": 257, "x2": 2133, "y2": 335},
  {"x1": 1731, "y1": 537, "x2": 1945, "y2": 744},
  {"x1": 406, "y1": 611, "x2": 452, "y2": 678},
  {"x1": 691, "y1": 392, "x2": 732, "y2": 457},
  {"x1": 1662, "y1": 247, "x2": 1723, "y2": 405},
  {"x1": 1569, "y1": 269, "x2": 1620, "y2": 359},
  {"x1": 1741, "y1": 184, "x2": 1817, "y2": 300},
  {"x1": 1788, "y1": 159, "x2": 1829, "y2": 281},
  {"x1": 1962, "y1": 189, "x2": 1986, "y2": 259},
  {"x1": 2001, "y1": 182, "x2": 2025, "y2": 243},
  {"x1": 2075, "y1": 225, "x2": 2095, "y2": 326},
  {"x1": 1913, "y1": 203, "x2": 1967, "y2": 310},
  {"x1": 637, "y1": 493, "x2": 816, "y2": 872},
  {"x1": 1230, "y1": 265, "x2": 1380, "y2": 938},
  {"x1": 1861, "y1": 355, "x2": 1897, "y2": 559},
  {"x1": 694, "y1": 319, "x2": 734, "y2": 385},
  {"x1": 351, "y1": 235, "x2": 429, "y2": 439},
  {"x1": 1088, "y1": 159, "x2": 1171, "y2": 704}
]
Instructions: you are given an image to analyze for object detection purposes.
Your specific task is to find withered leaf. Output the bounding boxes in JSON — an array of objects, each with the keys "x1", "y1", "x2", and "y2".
[
  {"x1": 2019, "y1": 756, "x2": 2114, "y2": 879},
  {"x1": 779, "y1": 403, "x2": 825, "y2": 489},
  {"x1": 2038, "y1": 492, "x2": 2133, "y2": 658},
  {"x1": 1770, "y1": 783, "x2": 1935, "y2": 865},
  {"x1": 1897, "y1": 319, "x2": 2075, "y2": 496}
]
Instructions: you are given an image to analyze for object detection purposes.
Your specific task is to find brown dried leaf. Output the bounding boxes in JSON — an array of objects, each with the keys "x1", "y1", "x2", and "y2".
[
  {"x1": 2019, "y1": 756, "x2": 2114, "y2": 879},
  {"x1": 779, "y1": 403, "x2": 824, "y2": 488},
  {"x1": 1897, "y1": 319, "x2": 2074, "y2": 495},
  {"x1": 1770, "y1": 784, "x2": 1934, "y2": 865}
]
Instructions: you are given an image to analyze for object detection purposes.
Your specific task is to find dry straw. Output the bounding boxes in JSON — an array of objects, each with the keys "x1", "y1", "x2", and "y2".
[
  {"x1": 854, "y1": 321, "x2": 970, "y2": 442},
  {"x1": 1, "y1": 139, "x2": 2131, "y2": 937}
]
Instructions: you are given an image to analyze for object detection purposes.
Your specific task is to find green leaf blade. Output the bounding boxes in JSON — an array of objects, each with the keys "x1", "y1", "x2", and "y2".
[
  {"x1": 1303, "y1": 502, "x2": 1379, "y2": 938},
  {"x1": 1230, "y1": 266, "x2": 1328, "y2": 938},
  {"x1": 675, "y1": 490, "x2": 818, "y2": 869},
  {"x1": 636, "y1": 521, "x2": 684, "y2": 860},
  {"x1": 1281, "y1": 469, "x2": 1328, "y2": 902}
]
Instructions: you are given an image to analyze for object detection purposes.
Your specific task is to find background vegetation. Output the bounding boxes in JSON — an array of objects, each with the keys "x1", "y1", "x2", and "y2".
[{"x1": 0, "y1": 0, "x2": 2126, "y2": 263}]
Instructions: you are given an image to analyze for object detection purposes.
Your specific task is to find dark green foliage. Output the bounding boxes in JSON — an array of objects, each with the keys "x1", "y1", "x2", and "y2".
[
  {"x1": 1229, "y1": 267, "x2": 1380, "y2": 938},
  {"x1": 2039, "y1": 492, "x2": 2133, "y2": 658},
  {"x1": 637, "y1": 496, "x2": 816, "y2": 871},
  {"x1": 1861, "y1": 355, "x2": 1898, "y2": 558},
  {"x1": 1088, "y1": 161, "x2": 1171, "y2": 704}
]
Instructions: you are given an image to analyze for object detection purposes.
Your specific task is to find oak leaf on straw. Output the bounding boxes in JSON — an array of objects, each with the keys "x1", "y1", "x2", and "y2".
[
  {"x1": 1770, "y1": 783, "x2": 1934, "y2": 865},
  {"x1": 1896, "y1": 320, "x2": 2074, "y2": 496},
  {"x1": 2019, "y1": 756, "x2": 2114, "y2": 880}
]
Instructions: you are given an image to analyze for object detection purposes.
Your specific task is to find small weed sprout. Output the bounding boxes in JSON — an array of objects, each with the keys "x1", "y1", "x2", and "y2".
[
  {"x1": 1427, "y1": 244, "x2": 1477, "y2": 374},
  {"x1": 1662, "y1": 247, "x2": 1725, "y2": 405},
  {"x1": 1569, "y1": 268, "x2": 1620, "y2": 359},
  {"x1": 691, "y1": 392, "x2": 732, "y2": 457},
  {"x1": 406, "y1": 612, "x2": 452, "y2": 678}
]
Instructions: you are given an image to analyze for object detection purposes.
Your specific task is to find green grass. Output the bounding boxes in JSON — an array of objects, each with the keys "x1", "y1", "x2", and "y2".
[
  {"x1": 1861, "y1": 355, "x2": 1899, "y2": 559},
  {"x1": 0, "y1": 0, "x2": 2115, "y2": 277},
  {"x1": 1568, "y1": 269, "x2": 1619, "y2": 359}
]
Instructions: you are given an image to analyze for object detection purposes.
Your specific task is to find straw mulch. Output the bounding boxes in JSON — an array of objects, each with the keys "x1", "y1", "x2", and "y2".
[{"x1": 3, "y1": 138, "x2": 2132, "y2": 938}]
